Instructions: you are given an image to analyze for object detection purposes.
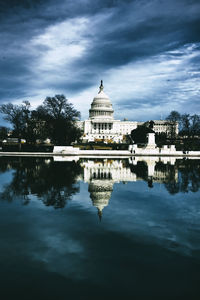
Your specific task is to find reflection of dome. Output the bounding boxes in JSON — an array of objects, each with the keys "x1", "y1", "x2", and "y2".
[
  {"x1": 88, "y1": 180, "x2": 113, "y2": 220},
  {"x1": 89, "y1": 80, "x2": 114, "y2": 120}
]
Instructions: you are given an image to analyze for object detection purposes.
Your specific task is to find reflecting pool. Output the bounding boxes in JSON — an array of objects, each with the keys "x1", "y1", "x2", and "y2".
[{"x1": 0, "y1": 156, "x2": 200, "y2": 299}]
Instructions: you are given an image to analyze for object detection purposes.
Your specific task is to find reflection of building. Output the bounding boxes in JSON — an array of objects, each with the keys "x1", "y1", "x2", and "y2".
[
  {"x1": 88, "y1": 180, "x2": 113, "y2": 220},
  {"x1": 79, "y1": 158, "x2": 178, "y2": 218},
  {"x1": 81, "y1": 159, "x2": 136, "y2": 183},
  {"x1": 129, "y1": 156, "x2": 178, "y2": 183},
  {"x1": 77, "y1": 81, "x2": 178, "y2": 143},
  {"x1": 80, "y1": 159, "x2": 136, "y2": 218}
]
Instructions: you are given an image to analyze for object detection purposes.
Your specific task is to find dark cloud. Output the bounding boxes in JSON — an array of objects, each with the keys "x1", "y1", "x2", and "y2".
[
  {"x1": 74, "y1": 1, "x2": 200, "y2": 69},
  {"x1": 0, "y1": 0, "x2": 199, "y2": 120}
]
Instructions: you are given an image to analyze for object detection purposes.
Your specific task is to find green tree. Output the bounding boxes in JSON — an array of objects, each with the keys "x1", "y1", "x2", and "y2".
[
  {"x1": 131, "y1": 125, "x2": 154, "y2": 144},
  {"x1": 36, "y1": 95, "x2": 82, "y2": 145},
  {"x1": 180, "y1": 113, "x2": 190, "y2": 136},
  {"x1": 166, "y1": 110, "x2": 181, "y2": 122},
  {"x1": 0, "y1": 96, "x2": 82, "y2": 145},
  {"x1": 165, "y1": 111, "x2": 180, "y2": 140},
  {"x1": 155, "y1": 132, "x2": 167, "y2": 147},
  {"x1": 179, "y1": 113, "x2": 200, "y2": 138},
  {"x1": 190, "y1": 114, "x2": 200, "y2": 138},
  {"x1": 0, "y1": 126, "x2": 10, "y2": 140}
]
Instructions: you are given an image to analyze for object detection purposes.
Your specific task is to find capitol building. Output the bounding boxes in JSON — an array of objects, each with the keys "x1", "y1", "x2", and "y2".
[{"x1": 77, "y1": 81, "x2": 178, "y2": 143}]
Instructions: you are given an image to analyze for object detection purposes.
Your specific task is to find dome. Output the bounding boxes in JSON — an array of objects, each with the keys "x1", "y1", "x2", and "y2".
[
  {"x1": 88, "y1": 180, "x2": 113, "y2": 220},
  {"x1": 89, "y1": 81, "x2": 114, "y2": 120},
  {"x1": 92, "y1": 90, "x2": 110, "y2": 102}
]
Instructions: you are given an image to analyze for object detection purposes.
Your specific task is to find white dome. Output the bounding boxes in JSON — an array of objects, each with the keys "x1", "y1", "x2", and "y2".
[
  {"x1": 89, "y1": 81, "x2": 114, "y2": 120},
  {"x1": 93, "y1": 90, "x2": 110, "y2": 102}
]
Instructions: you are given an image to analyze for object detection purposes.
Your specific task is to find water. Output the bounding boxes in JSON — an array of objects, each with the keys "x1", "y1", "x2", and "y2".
[{"x1": 0, "y1": 156, "x2": 200, "y2": 300}]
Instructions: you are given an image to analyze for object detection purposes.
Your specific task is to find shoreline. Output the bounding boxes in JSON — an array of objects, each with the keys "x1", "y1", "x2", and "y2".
[{"x1": 0, "y1": 151, "x2": 200, "y2": 158}]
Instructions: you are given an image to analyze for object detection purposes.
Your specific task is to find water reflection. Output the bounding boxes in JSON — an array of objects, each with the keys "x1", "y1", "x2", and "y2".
[
  {"x1": 78, "y1": 157, "x2": 200, "y2": 217},
  {"x1": 0, "y1": 156, "x2": 200, "y2": 299},
  {"x1": 0, "y1": 157, "x2": 82, "y2": 208},
  {"x1": 0, "y1": 156, "x2": 200, "y2": 214},
  {"x1": 79, "y1": 159, "x2": 136, "y2": 219},
  {"x1": 129, "y1": 157, "x2": 179, "y2": 189},
  {"x1": 129, "y1": 157, "x2": 200, "y2": 194}
]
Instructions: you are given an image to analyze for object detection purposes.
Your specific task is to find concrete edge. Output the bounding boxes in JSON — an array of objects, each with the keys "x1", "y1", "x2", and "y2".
[{"x1": 0, "y1": 151, "x2": 200, "y2": 158}]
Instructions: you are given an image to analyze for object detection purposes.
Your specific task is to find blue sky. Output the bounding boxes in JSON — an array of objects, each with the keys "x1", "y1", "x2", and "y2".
[{"x1": 0, "y1": 0, "x2": 200, "y2": 122}]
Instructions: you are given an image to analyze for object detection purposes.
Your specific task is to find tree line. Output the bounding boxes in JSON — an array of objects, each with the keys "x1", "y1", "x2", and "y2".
[
  {"x1": 0, "y1": 98, "x2": 199, "y2": 147},
  {"x1": 130, "y1": 110, "x2": 200, "y2": 150},
  {"x1": 166, "y1": 110, "x2": 200, "y2": 137},
  {"x1": 0, "y1": 95, "x2": 82, "y2": 145}
]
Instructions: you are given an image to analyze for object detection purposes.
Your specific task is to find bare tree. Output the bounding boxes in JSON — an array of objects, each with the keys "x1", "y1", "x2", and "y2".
[{"x1": 0, "y1": 101, "x2": 31, "y2": 136}]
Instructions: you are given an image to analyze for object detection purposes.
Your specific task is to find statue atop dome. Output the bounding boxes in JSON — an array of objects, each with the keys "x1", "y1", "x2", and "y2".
[{"x1": 98, "y1": 80, "x2": 104, "y2": 93}]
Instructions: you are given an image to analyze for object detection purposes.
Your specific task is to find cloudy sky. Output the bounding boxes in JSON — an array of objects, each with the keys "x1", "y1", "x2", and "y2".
[{"x1": 0, "y1": 0, "x2": 200, "y2": 122}]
